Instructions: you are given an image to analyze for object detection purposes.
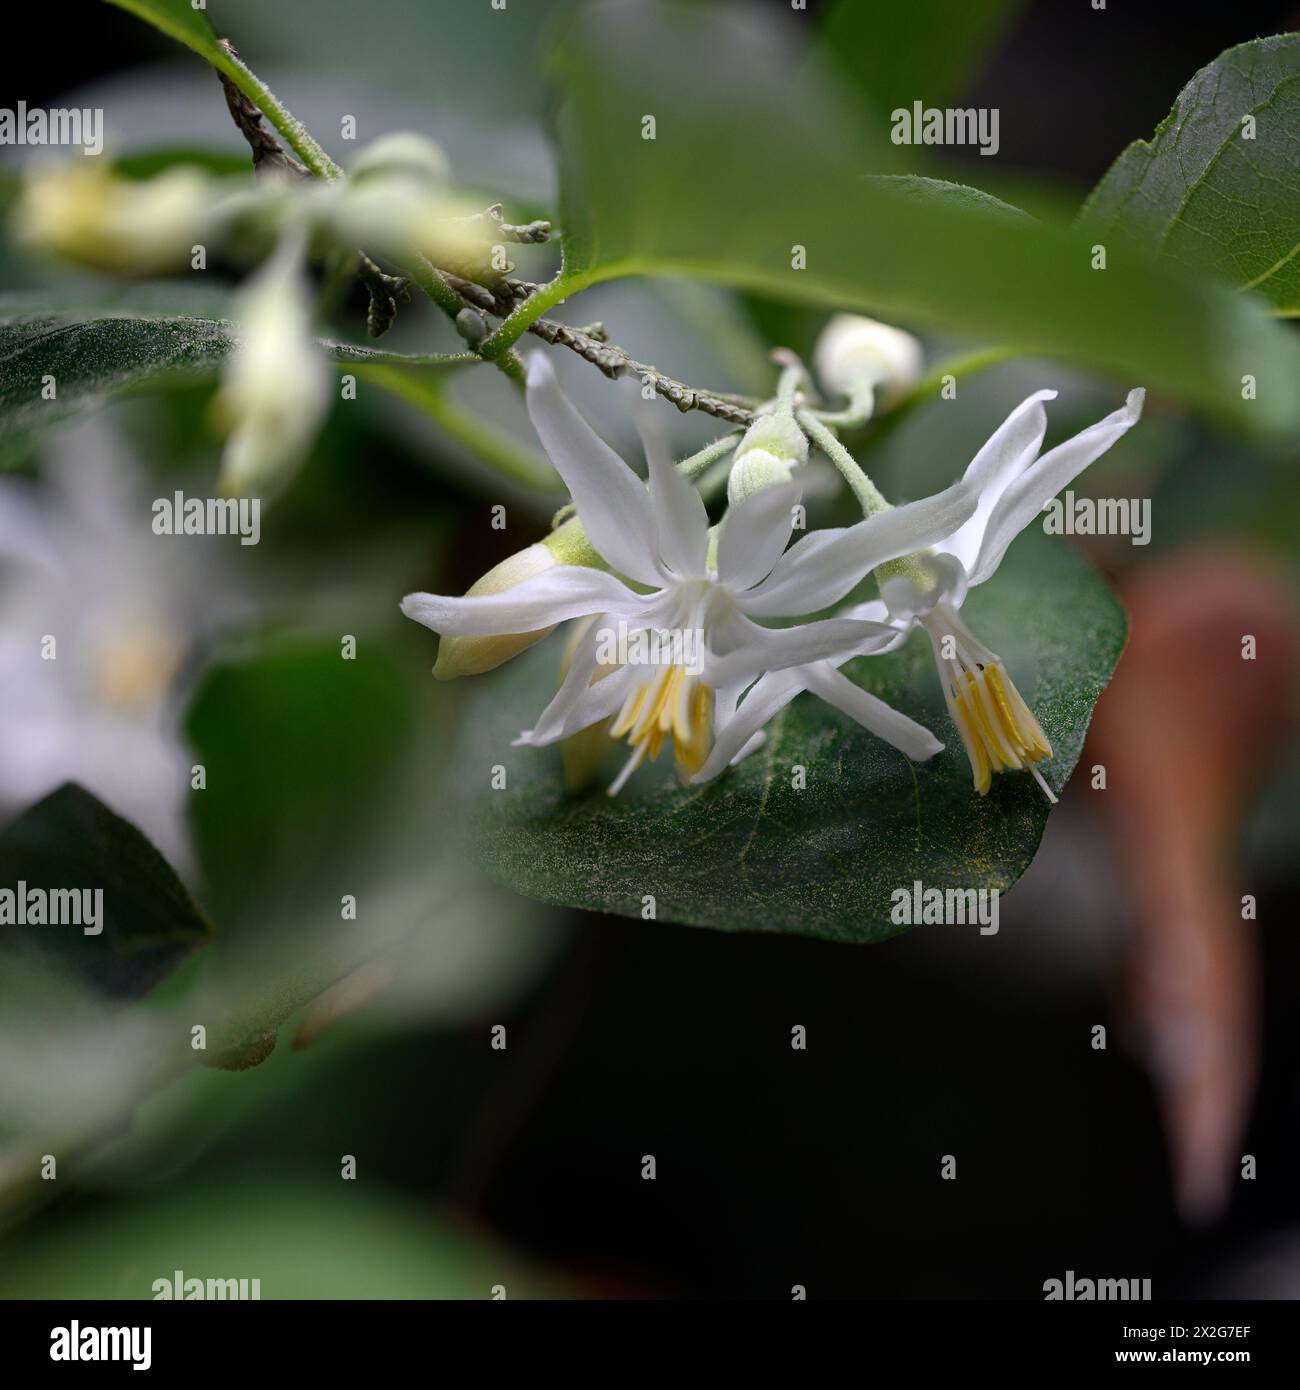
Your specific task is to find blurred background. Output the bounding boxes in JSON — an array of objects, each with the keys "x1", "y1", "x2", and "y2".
[{"x1": 0, "y1": 0, "x2": 1297, "y2": 1298}]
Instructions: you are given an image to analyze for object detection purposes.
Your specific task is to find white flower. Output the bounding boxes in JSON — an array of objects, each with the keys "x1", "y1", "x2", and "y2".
[
  {"x1": 0, "y1": 420, "x2": 244, "y2": 870},
  {"x1": 214, "y1": 228, "x2": 330, "y2": 498},
  {"x1": 401, "y1": 354, "x2": 973, "y2": 794},
  {"x1": 696, "y1": 388, "x2": 1146, "y2": 799}
]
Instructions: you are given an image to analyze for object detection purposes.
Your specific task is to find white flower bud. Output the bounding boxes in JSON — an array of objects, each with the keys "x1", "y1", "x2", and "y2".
[
  {"x1": 13, "y1": 162, "x2": 212, "y2": 273},
  {"x1": 726, "y1": 412, "x2": 807, "y2": 506},
  {"x1": 326, "y1": 175, "x2": 479, "y2": 269},
  {"x1": 814, "y1": 313, "x2": 923, "y2": 407},
  {"x1": 347, "y1": 132, "x2": 450, "y2": 187},
  {"x1": 214, "y1": 235, "x2": 329, "y2": 498},
  {"x1": 432, "y1": 542, "x2": 559, "y2": 679}
]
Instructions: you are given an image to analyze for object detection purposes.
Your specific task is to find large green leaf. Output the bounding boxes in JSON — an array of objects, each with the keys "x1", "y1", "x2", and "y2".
[
  {"x1": 0, "y1": 784, "x2": 211, "y2": 998},
  {"x1": 0, "y1": 303, "x2": 470, "y2": 464},
  {"x1": 1081, "y1": 34, "x2": 1300, "y2": 315},
  {"x1": 818, "y1": 0, "x2": 1024, "y2": 119},
  {"x1": 546, "y1": 1, "x2": 1299, "y2": 435},
  {"x1": 453, "y1": 530, "x2": 1125, "y2": 942}
]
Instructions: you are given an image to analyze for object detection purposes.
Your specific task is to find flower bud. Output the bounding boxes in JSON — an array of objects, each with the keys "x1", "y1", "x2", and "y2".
[
  {"x1": 214, "y1": 235, "x2": 330, "y2": 497},
  {"x1": 726, "y1": 412, "x2": 807, "y2": 507},
  {"x1": 347, "y1": 132, "x2": 450, "y2": 188},
  {"x1": 433, "y1": 542, "x2": 559, "y2": 679},
  {"x1": 814, "y1": 313, "x2": 923, "y2": 408},
  {"x1": 13, "y1": 162, "x2": 212, "y2": 274}
]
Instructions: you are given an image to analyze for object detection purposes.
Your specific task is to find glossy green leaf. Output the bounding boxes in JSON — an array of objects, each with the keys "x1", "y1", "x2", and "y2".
[
  {"x1": 454, "y1": 530, "x2": 1126, "y2": 942},
  {"x1": 1080, "y1": 34, "x2": 1300, "y2": 315},
  {"x1": 0, "y1": 783, "x2": 211, "y2": 998},
  {"x1": 546, "y1": 0, "x2": 1300, "y2": 435}
]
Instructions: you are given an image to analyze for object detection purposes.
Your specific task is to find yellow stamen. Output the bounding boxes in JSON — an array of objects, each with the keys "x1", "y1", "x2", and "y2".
[
  {"x1": 609, "y1": 664, "x2": 714, "y2": 792},
  {"x1": 951, "y1": 662, "x2": 1054, "y2": 796}
]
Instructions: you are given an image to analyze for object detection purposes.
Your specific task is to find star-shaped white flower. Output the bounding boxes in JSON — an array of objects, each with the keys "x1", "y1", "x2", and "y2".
[
  {"x1": 695, "y1": 387, "x2": 1146, "y2": 799},
  {"x1": 401, "y1": 354, "x2": 977, "y2": 793}
]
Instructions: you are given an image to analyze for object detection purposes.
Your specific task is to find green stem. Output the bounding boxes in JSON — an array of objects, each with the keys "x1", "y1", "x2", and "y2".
[
  {"x1": 478, "y1": 270, "x2": 600, "y2": 362},
  {"x1": 678, "y1": 431, "x2": 743, "y2": 481},
  {"x1": 797, "y1": 409, "x2": 891, "y2": 518},
  {"x1": 400, "y1": 256, "x2": 525, "y2": 384},
  {"x1": 208, "y1": 48, "x2": 343, "y2": 181},
  {"x1": 852, "y1": 345, "x2": 1019, "y2": 445},
  {"x1": 356, "y1": 365, "x2": 559, "y2": 489},
  {"x1": 327, "y1": 346, "x2": 479, "y2": 367}
]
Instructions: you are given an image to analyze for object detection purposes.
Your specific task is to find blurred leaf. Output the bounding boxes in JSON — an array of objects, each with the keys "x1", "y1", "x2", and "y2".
[
  {"x1": 1081, "y1": 34, "x2": 1300, "y2": 315},
  {"x1": 455, "y1": 531, "x2": 1125, "y2": 942},
  {"x1": 546, "y1": 0, "x2": 1300, "y2": 435},
  {"x1": 0, "y1": 1173, "x2": 567, "y2": 1297},
  {"x1": 357, "y1": 363, "x2": 561, "y2": 490},
  {"x1": 115, "y1": 147, "x2": 260, "y2": 179},
  {"x1": 0, "y1": 784, "x2": 210, "y2": 999},
  {"x1": 185, "y1": 635, "x2": 414, "y2": 923},
  {"x1": 0, "y1": 304, "x2": 470, "y2": 463},
  {"x1": 818, "y1": 0, "x2": 1023, "y2": 117}
]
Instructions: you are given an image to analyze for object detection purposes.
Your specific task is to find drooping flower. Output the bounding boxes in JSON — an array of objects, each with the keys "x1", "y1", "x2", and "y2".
[
  {"x1": 401, "y1": 354, "x2": 973, "y2": 793},
  {"x1": 213, "y1": 227, "x2": 331, "y2": 498},
  {"x1": 0, "y1": 419, "x2": 245, "y2": 870},
  {"x1": 695, "y1": 387, "x2": 1146, "y2": 800}
]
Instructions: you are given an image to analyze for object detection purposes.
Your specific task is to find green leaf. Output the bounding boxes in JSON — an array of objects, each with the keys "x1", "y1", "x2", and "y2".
[
  {"x1": 0, "y1": 303, "x2": 472, "y2": 464},
  {"x1": 1080, "y1": 34, "x2": 1300, "y2": 315},
  {"x1": 818, "y1": 0, "x2": 1024, "y2": 119},
  {"x1": 101, "y1": 0, "x2": 343, "y2": 179},
  {"x1": 453, "y1": 530, "x2": 1126, "y2": 942},
  {"x1": 0, "y1": 784, "x2": 211, "y2": 998},
  {"x1": 544, "y1": 0, "x2": 1300, "y2": 435},
  {"x1": 0, "y1": 1174, "x2": 566, "y2": 1298},
  {"x1": 101, "y1": 0, "x2": 220, "y2": 58}
]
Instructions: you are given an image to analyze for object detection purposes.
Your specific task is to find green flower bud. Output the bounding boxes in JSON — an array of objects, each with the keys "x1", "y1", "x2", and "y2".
[{"x1": 726, "y1": 412, "x2": 807, "y2": 506}]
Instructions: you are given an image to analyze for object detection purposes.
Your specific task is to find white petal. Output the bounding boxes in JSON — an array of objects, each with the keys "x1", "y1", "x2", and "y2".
[
  {"x1": 705, "y1": 614, "x2": 898, "y2": 688},
  {"x1": 525, "y1": 354, "x2": 663, "y2": 584},
  {"x1": 742, "y1": 479, "x2": 977, "y2": 617},
  {"x1": 523, "y1": 603, "x2": 676, "y2": 743},
  {"x1": 937, "y1": 389, "x2": 1055, "y2": 573},
  {"x1": 515, "y1": 662, "x2": 640, "y2": 748},
  {"x1": 715, "y1": 482, "x2": 802, "y2": 590},
  {"x1": 691, "y1": 667, "x2": 809, "y2": 783},
  {"x1": 646, "y1": 442, "x2": 710, "y2": 578},
  {"x1": 968, "y1": 388, "x2": 1145, "y2": 586},
  {"x1": 803, "y1": 665, "x2": 943, "y2": 761},
  {"x1": 400, "y1": 565, "x2": 649, "y2": 636}
]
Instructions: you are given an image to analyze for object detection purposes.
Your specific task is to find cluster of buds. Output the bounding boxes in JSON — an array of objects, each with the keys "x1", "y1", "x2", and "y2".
[{"x1": 11, "y1": 133, "x2": 498, "y2": 497}]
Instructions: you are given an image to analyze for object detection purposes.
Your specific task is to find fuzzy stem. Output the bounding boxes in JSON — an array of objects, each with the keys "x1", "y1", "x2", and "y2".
[{"x1": 797, "y1": 409, "x2": 891, "y2": 518}]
